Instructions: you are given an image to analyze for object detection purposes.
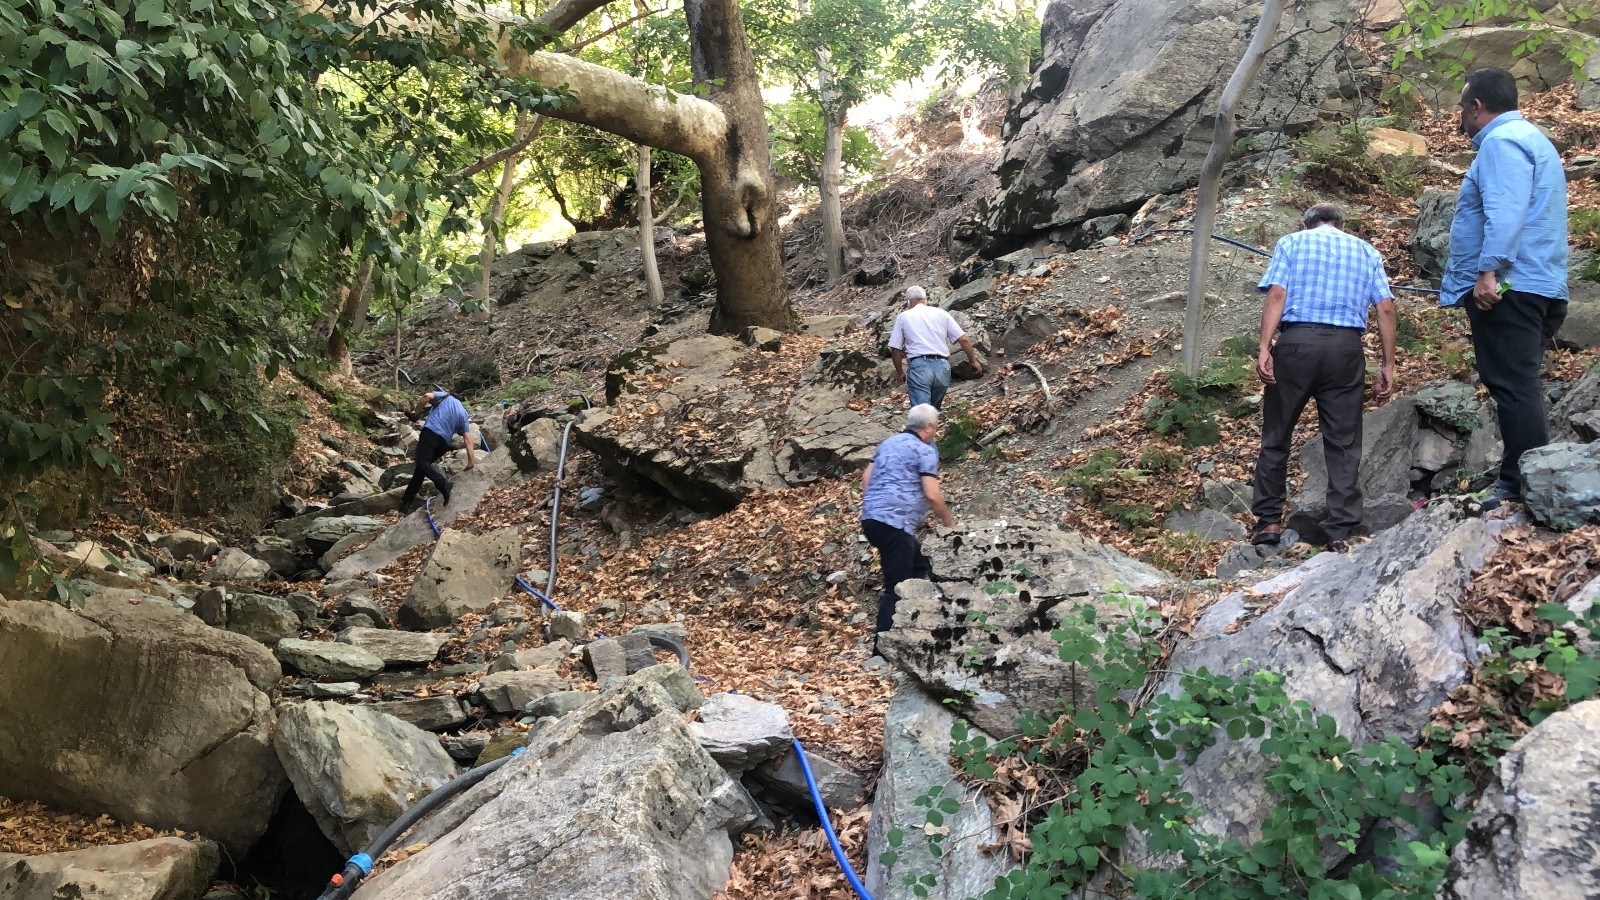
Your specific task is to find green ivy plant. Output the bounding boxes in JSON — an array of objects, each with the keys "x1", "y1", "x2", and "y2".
[{"x1": 1388, "y1": 0, "x2": 1597, "y2": 93}]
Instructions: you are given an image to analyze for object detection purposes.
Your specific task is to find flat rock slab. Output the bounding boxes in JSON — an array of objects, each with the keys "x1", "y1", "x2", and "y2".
[
  {"x1": 338, "y1": 627, "x2": 447, "y2": 666},
  {"x1": 0, "y1": 837, "x2": 219, "y2": 900},
  {"x1": 366, "y1": 696, "x2": 470, "y2": 732},
  {"x1": 479, "y1": 669, "x2": 568, "y2": 713},
  {"x1": 398, "y1": 526, "x2": 522, "y2": 630},
  {"x1": 690, "y1": 693, "x2": 793, "y2": 771},
  {"x1": 276, "y1": 638, "x2": 385, "y2": 680}
]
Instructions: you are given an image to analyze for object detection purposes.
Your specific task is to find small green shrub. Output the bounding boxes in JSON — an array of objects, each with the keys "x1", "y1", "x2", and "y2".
[
  {"x1": 1138, "y1": 447, "x2": 1184, "y2": 472},
  {"x1": 1058, "y1": 450, "x2": 1144, "y2": 503},
  {"x1": 937, "y1": 405, "x2": 983, "y2": 460},
  {"x1": 1102, "y1": 501, "x2": 1157, "y2": 529},
  {"x1": 328, "y1": 399, "x2": 369, "y2": 432},
  {"x1": 496, "y1": 376, "x2": 554, "y2": 403},
  {"x1": 1149, "y1": 530, "x2": 1211, "y2": 575},
  {"x1": 453, "y1": 359, "x2": 503, "y2": 396}
]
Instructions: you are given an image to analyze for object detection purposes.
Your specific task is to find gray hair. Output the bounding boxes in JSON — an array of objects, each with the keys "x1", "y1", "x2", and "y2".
[
  {"x1": 904, "y1": 285, "x2": 928, "y2": 305},
  {"x1": 907, "y1": 404, "x2": 940, "y2": 430},
  {"x1": 1303, "y1": 203, "x2": 1344, "y2": 228}
]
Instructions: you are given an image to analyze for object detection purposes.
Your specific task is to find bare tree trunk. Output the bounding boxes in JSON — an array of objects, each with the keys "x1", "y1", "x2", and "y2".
[
  {"x1": 475, "y1": 114, "x2": 541, "y2": 318},
  {"x1": 815, "y1": 49, "x2": 846, "y2": 281},
  {"x1": 1182, "y1": 0, "x2": 1287, "y2": 377},
  {"x1": 326, "y1": 254, "x2": 376, "y2": 377},
  {"x1": 637, "y1": 144, "x2": 665, "y2": 305}
]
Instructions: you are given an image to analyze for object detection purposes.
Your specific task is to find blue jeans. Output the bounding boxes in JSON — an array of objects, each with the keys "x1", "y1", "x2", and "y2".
[{"x1": 906, "y1": 356, "x2": 951, "y2": 409}]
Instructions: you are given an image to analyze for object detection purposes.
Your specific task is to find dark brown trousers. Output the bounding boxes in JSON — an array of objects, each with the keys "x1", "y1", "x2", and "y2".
[{"x1": 1251, "y1": 325, "x2": 1366, "y2": 541}]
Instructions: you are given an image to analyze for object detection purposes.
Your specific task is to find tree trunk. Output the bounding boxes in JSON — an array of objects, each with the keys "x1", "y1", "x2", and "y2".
[
  {"x1": 815, "y1": 47, "x2": 846, "y2": 282},
  {"x1": 637, "y1": 144, "x2": 665, "y2": 306},
  {"x1": 475, "y1": 114, "x2": 541, "y2": 318},
  {"x1": 326, "y1": 254, "x2": 376, "y2": 377},
  {"x1": 1181, "y1": 0, "x2": 1287, "y2": 377}
]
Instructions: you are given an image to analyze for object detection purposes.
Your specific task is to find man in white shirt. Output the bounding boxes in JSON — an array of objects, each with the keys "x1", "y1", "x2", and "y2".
[{"x1": 887, "y1": 285, "x2": 983, "y2": 409}]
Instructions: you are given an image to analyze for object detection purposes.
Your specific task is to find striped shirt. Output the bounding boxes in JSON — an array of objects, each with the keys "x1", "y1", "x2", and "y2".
[{"x1": 1258, "y1": 224, "x2": 1394, "y2": 330}]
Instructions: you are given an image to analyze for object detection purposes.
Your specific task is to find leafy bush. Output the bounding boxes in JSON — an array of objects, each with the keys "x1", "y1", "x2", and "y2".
[
  {"x1": 1149, "y1": 530, "x2": 1211, "y2": 575},
  {"x1": 496, "y1": 376, "x2": 554, "y2": 403},
  {"x1": 766, "y1": 101, "x2": 882, "y2": 186},
  {"x1": 1058, "y1": 449, "x2": 1143, "y2": 504},
  {"x1": 936, "y1": 404, "x2": 982, "y2": 460}
]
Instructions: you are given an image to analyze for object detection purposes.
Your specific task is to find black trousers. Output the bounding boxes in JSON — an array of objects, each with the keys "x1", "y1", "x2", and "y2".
[
  {"x1": 1251, "y1": 326, "x2": 1366, "y2": 541},
  {"x1": 401, "y1": 428, "x2": 452, "y2": 508},
  {"x1": 1464, "y1": 290, "x2": 1567, "y2": 493},
  {"x1": 862, "y1": 519, "x2": 930, "y2": 634}
]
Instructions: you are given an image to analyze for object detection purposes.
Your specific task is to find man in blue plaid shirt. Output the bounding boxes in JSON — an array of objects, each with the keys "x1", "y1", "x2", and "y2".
[{"x1": 1250, "y1": 203, "x2": 1398, "y2": 547}]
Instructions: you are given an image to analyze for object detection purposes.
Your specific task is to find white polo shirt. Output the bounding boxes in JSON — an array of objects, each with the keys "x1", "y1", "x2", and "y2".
[{"x1": 888, "y1": 304, "x2": 965, "y2": 359}]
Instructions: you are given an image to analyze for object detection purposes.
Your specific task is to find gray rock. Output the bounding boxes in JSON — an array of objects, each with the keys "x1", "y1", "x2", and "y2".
[
  {"x1": 864, "y1": 680, "x2": 1014, "y2": 899},
  {"x1": 741, "y1": 326, "x2": 783, "y2": 351},
  {"x1": 208, "y1": 547, "x2": 272, "y2": 583},
  {"x1": 1415, "y1": 380, "x2": 1483, "y2": 431},
  {"x1": 1290, "y1": 393, "x2": 1419, "y2": 542},
  {"x1": 283, "y1": 591, "x2": 321, "y2": 622},
  {"x1": 1141, "y1": 504, "x2": 1494, "y2": 862},
  {"x1": 1411, "y1": 189, "x2": 1457, "y2": 278},
  {"x1": 584, "y1": 637, "x2": 629, "y2": 682},
  {"x1": 510, "y1": 417, "x2": 564, "y2": 474},
  {"x1": 440, "y1": 732, "x2": 492, "y2": 762},
  {"x1": 276, "y1": 638, "x2": 385, "y2": 680},
  {"x1": 308, "y1": 682, "x2": 361, "y2": 699},
  {"x1": 1201, "y1": 478, "x2": 1251, "y2": 515},
  {"x1": 749, "y1": 743, "x2": 868, "y2": 812},
  {"x1": 940, "y1": 275, "x2": 994, "y2": 312},
  {"x1": 193, "y1": 587, "x2": 227, "y2": 628},
  {"x1": 879, "y1": 520, "x2": 1167, "y2": 735},
  {"x1": 489, "y1": 639, "x2": 572, "y2": 674},
  {"x1": 801, "y1": 314, "x2": 857, "y2": 339},
  {"x1": 1413, "y1": 426, "x2": 1462, "y2": 473},
  {"x1": 479, "y1": 669, "x2": 568, "y2": 713},
  {"x1": 1520, "y1": 441, "x2": 1600, "y2": 527},
  {"x1": 153, "y1": 530, "x2": 220, "y2": 562},
  {"x1": 398, "y1": 526, "x2": 521, "y2": 630},
  {"x1": 982, "y1": 0, "x2": 1346, "y2": 251},
  {"x1": 526, "y1": 691, "x2": 597, "y2": 719},
  {"x1": 1440, "y1": 699, "x2": 1600, "y2": 899},
  {"x1": 273, "y1": 701, "x2": 458, "y2": 855},
  {"x1": 319, "y1": 531, "x2": 377, "y2": 573},
  {"x1": 1162, "y1": 507, "x2": 1245, "y2": 541},
  {"x1": 335, "y1": 595, "x2": 389, "y2": 629},
  {"x1": 689, "y1": 693, "x2": 793, "y2": 771},
  {"x1": 1552, "y1": 368, "x2": 1600, "y2": 444},
  {"x1": 226, "y1": 593, "x2": 301, "y2": 645},
  {"x1": 302, "y1": 516, "x2": 386, "y2": 554},
  {"x1": 367, "y1": 696, "x2": 470, "y2": 732},
  {"x1": 549, "y1": 610, "x2": 586, "y2": 641},
  {"x1": 776, "y1": 407, "x2": 893, "y2": 485},
  {"x1": 337, "y1": 627, "x2": 447, "y2": 666},
  {"x1": 1557, "y1": 277, "x2": 1600, "y2": 350},
  {"x1": 0, "y1": 837, "x2": 218, "y2": 900},
  {"x1": 618, "y1": 631, "x2": 658, "y2": 674},
  {"x1": 347, "y1": 667, "x2": 750, "y2": 900},
  {"x1": 0, "y1": 594, "x2": 284, "y2": 854}
]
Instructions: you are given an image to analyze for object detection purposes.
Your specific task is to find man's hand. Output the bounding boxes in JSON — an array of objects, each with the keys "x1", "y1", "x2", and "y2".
[
  {"x1": 1472, "y1": 271, "x2": 1502, "y2": 311},
  {"x1": 1375, "y1": 362, "x2": 1396, "y2": 399},
  {"x1": 895, "y1": 369, "x2": 906, "y2": 384},
  {"x1": 1257, "y1": 348, "x2": 1276, "y2": 385},
  {"x1": 969, "y1": 360, "x2": 984, "y2": 376}
]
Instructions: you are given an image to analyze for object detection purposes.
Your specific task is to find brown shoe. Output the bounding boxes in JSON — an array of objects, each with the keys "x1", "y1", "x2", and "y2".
[{"x1": 1251, "y1": 523, "x2": 1284, "y2": 546}]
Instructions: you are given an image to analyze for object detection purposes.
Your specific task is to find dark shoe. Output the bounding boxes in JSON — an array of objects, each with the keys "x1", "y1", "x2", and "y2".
[
  {"x1": 1251, "y1": 523, "x2": 1284, "y2": 546},
  {"x1": 1477, "y1": 483, "x2": 1521, "y2": 514},
  {"x1": 440, "y1": 482, "x2": 453, "y2": 506}
]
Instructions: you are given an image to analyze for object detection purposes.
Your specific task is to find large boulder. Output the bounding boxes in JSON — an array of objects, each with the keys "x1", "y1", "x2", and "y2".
[
  {"x1": 348, "y1": 666, "x2": 752, "y2": 900},
  {"x1": 1142, "y1": 503, "x2": 1497, "y2": 857},
  {"x1": 982, "y1": 0, "x2": 1348, "y2": 252},
  {"x1": 1288, "y1": 392, "x2": 1419, "y2": 542},
  {"x1": 878, "y1": 521, "x2": 1168, "y2": 735},
  {"x1": 273, "y1": 702, "x2": 460, "y2": 855},
  {"x1": 225, "y1": 593, "x2": 301, "y2": 645},
  {"x1": 398, "y1": 526, "x2": 521, "y2": 630},
  {"x1": 1556, "y1": 276, "x2": 1600, "y2": 351},
  {"x1": 689, "y1": 692, "x2": 793, "y2": 771},
  {"x1": 1519, "y1": 441, "x2": 1600, "y2": 527},
  {"x1": 1411, "y1": 188, "x2": 1456, "y2": 279},
  {"x1": 1551, "y1": 367, "x2": 1600, "y2": 443},
  {"x1": 276, "y1": 638, "x2": 385, "y2": 680},
  {"x1": 337, "y1": 627, "x2": 447, "y2": 666},
  {"x1": 577, "y1": 336, "x2": 894, "y2": 511},
  {"x1": 207, "y1": 547, "x2": 272, "y2": 583},
  {"x1": 865, "y1": 679, "x2": 1015, "y2": 900},
  {"x1": 0, "y1": 595, "x2": 285, "y2": 854},
  {"x1": 1439, "y1": 699, "x2": 1600, "y2": 899},
  {"x1": 0, "y1": 837, "x2": 219, "y2": 900}
]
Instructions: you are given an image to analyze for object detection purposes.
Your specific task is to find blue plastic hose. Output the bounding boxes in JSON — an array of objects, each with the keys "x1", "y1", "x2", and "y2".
[
  {"x1": 792, "y1": 737, "x2": 874, "y2": 900},
  {"x1": 514, "y1": 576, "x2": 561, "y2": 611}
]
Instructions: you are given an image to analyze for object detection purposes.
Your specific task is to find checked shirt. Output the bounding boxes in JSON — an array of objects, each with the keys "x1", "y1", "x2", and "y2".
[{"x1": 1258, "y1": 224, "x2": 1394, "y2": 329}]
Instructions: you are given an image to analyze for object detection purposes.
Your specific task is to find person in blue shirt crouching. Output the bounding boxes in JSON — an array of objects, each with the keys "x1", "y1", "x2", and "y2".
[
  {"x1": 1444, "y1": 67, "x2": 1569, "y2": 512},
  {"x1": 860, "y1": 404, "x2": 956, "y2": 649},
  {"x1": 401, "y1": 390, "x2": 476, "y2": 512}
]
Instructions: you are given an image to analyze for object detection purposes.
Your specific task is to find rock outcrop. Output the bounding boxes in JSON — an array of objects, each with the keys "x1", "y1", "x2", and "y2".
[
  {"x1": 879, "y1": 520, "x2": 1167, "y2": 735},
  {"x1": 0, "y1": 837, "x2": 219, "y2": 900},
  {"x1": 274, "y1": 702, "x2": 459, "y2": 855},
  {"x1": 0, "y1": 595, "x2": 285, "y2": 854},
  {"x1": 1440, "y1": 699, "x2": 1600, "y2": 899},
  {"x1": 350, "y1": 666, "x2": 752, "y2": 900},
  {"x1": 398, "y1": 526, "x2": 521, "y2": 629}
]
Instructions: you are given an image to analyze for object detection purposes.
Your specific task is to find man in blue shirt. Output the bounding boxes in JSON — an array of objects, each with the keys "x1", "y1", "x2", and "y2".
[
  {"x1": 1443, "y1": 67, "x2": 1569, "y2": 511},
  {"x1": 1250, "y1": 203, "x2": 1397, "y2": 547},
  {"x1": 401, "y1": 389, "x2": 476, "y2": 512},
  {"x1": 860, "y1": 404, "x2": 956, "y2": 640}
]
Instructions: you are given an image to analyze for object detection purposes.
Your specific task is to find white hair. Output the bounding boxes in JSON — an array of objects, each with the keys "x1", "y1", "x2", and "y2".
[
  {"x1": 903, "y1": 285, "x2": 927, "y2": 305},
  {"x1": 907, "y1": 404, "x2": 940, "y2": 430}
]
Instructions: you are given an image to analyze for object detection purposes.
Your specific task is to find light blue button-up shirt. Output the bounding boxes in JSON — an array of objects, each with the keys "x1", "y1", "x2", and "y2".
[
  {"x1": 861, "y1": 431, "x2": 939, "y2": 534},
  {"x1": 1259, "y1": 224, "x2": 1393, "y2": 330},
  {"x1": 1441, "y1": 111, "x2": 1568, "y2": 306},
  {"x1": 423, "y1": 392, "x2": 471, "y2": 440}
]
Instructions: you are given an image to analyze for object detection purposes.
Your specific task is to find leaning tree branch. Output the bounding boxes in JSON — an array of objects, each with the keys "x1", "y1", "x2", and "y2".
[
  {"x1": 555, "y1": 5, "x2": 664, "y2": 54},
  {"x1": 448, "y1": 116, "x2": 546, "y2": 182}
]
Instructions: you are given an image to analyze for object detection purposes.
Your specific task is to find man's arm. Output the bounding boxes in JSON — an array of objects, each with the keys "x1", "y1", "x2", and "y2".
[
  {"x1": 890, "y1": 348, "x2": 907, "y2": 383},
  {"x1": 955, "y1": 335, "x2": 982, "y2": 374},
  {"x1": 860, "y1": 462, "x2": 873, "y2": 493},
  {"x1": 1473, "y1": 139, "x2": 1536, "y2": 309},
  {"x1": 409, "y1": 391, "x2": 435, "y2": 420},
  {"x1": 1257, "y1": 284, "x2": 1287, "y2": 385},
  {"x1": 920, "y1": 475, "x2": 956, "y2": 527},
  {"x1": 1374, "y1": 299, "x2": 1398, "y2": 399},
  {"x1": 463, "y1": 427, "x2": 477, "y2": 470}
]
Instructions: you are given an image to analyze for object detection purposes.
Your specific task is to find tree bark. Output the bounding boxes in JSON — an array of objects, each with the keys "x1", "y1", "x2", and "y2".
[
  {"x1": 637, "y1": 144, "x2": 665, "y2": 306},
  {"x1": 326, "y1": 254, "x2": 376, "y2": 376},
  {"x1": 475, "y1": 114, "x2": 541, "y2": 317},
  {"x1": 1181, "y1": 0, "x2": 1287, "y2": 377},
  {"x1": 815, "y1": 46, "x2": 846, "y2": 282}
]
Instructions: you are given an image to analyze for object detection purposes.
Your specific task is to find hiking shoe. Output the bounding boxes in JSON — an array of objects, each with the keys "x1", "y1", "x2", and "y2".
[
  {"x1": 1475, "y1": 483, "x2": 1521, "y2": 515},
  {"x1": 440, "y1": 481, "x2": 454, "y2": 506},
  {"x1": 1251, "y1": 523, "x2": 1284, "y2": 547}
]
